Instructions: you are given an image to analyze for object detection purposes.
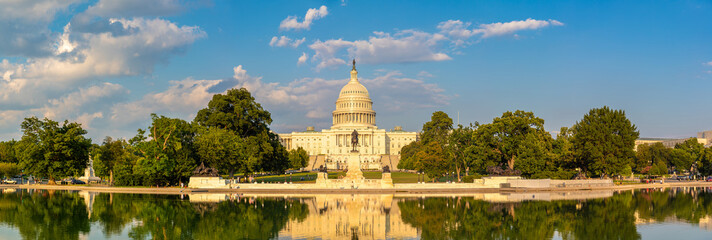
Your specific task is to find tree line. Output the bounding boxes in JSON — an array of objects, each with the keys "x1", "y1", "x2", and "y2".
[
  {"x1": 0, "y1": 88, "x2": 309, "y2": 186},
  {"x1": 398, "y1": 107, "x2": 712, "y2": 181}
]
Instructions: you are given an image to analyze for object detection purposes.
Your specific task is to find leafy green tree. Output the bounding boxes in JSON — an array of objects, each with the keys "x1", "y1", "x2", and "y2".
[
  {"x1": 698, "y1": 147, "x2": 712, "y2": 176},
  {"x1": 448, "y1": 124, "x2": 475, "y2": 181},
  {"x1": 133, "y1": 114, "x2": 198, "y2": 186},
  {"x1": 195, "y1": 127, "x2": 248, "y2": 178},
  {"x1": 420, "y1": 111, "x2": 453, "y2": 144},
  {"x1": 288, "y1": 147, "x2": 309, "y2": 170},
  {"x1": 194, "y1": 88, "x2": 272, "y2": 138},
  {"x1": 473, "y1": 110, "x2": 551, "y2": 174},
  {"x1": 674, "y1": 138, "x2": 705, "y2": 174},
  {"x1": 635, "y1": 142, "x2": 671, "y2": 175},
  {"x1": 398, "y1": 141, "x2": 423, "y2": 171},
  {"x1": 193, "y1": 88, "x2": 288, "y2": 175},
  {"x1": 0, "y1": 162, "x2": 20, "y2": 178},
  {"x1": 571, "y1": 106, "x2": 639, "y2": 177},
  {"x1": 15, "y1": 117, "x2": 91, "y2": 182},
  {"x1": 398, "y1": 111, "x2": 453, "y2": 177},
  {"x1": 0, "y1": 140, "x2": 18, "y2": 163},
  {"x1": 417, "y1": 141, "x2": 450, "y2": 180},
  {"x1": 93, "y1": 137, "x2": 128, "y2": 185}
]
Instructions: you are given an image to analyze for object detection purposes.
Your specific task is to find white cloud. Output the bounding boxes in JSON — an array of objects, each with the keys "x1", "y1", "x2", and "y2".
[
  {"x1": 437, "y1": 18, "x2": 564, "y2": 43},
  {"x1": 0, "y1": 18, "x2": 205, "y2": 109},
  {"x1": 269, "y1": 36, "x2": 306, "y2": 48},
  {"x1": 279, "y1": 5, "x2": 328, "y2": 30},
  {"x1": 303, "y1": 18, "x2": 562, "y2": 69},
  {"x1": 298, "y1": 52, "x2": 308, "y2": 65},
  {"x1": 83, "y1": 0, "x2": 185, "y2": 17},
  {"x1": 308, "y1": 30, "x2": 451, "y2": 70},
  {"x1": 0, "y1": 0, "x2": 84, "y2": 57},
  {"x1": 110, "y1": 78, "x2": 221, "y2": 126},
  {"x1": 0, "y1": 0, "x2": 81, "y2": 21},
  {"x1": 705, "y1": 61, "x2": 712, "y2": 66},
  {"x1": 475, "y1": 18, "x2": 564, "y2": 38}
]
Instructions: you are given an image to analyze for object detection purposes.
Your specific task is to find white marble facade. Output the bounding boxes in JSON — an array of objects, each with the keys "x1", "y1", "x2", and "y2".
[{"x1": 278, "y1": 61, "x2": 418, "y2": 170}]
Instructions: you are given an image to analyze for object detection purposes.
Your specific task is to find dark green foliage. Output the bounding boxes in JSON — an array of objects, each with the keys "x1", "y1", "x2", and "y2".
[
  {"x1": 398, "y1": 111, "x2": 453, "y2": 178},
  {"x1": 15, "y1": 117, "x2": 91, "y2": 181},
  {"x1": 0, "y1": 162, "x2": 20, "y2": 178},
  {"x1": 93, "y1": 137, "x2": 129, "y2": 185},
  {"x1": 193, "y1": 88, "x2": 288, "y2": 174},
  {"x1": 288, "y1": 147, "x2": 309, "y2": 170},
  {"x1": 194, "y1": 88, "x2": 272, "y2": 138},
  {"x1": 420, "y1": 111, "x2": 453, "y2": 144},
  {"x1": 0, "y1": 140, "x2": 18, "y2": 163},
  {"x1": 195, "y1": 127, "x2": 249, "y2": 177},
  {"x1": 132, "y1": 114, "x2": 198, "y2": 186},
  {"x1": 571, "y1": 106, "x2": 639, "y2": 177}
]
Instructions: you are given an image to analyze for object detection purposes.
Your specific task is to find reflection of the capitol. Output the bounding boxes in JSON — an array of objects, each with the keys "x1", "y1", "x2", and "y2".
[{"x1": 187, "y1": 191, "x2": 617, "y2": 240}]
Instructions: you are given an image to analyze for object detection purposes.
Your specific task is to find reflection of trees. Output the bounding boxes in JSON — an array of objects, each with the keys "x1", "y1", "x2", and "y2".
[
  {"x1": 399, "y1": 194, "x2": 645, "y2": 240},
  {"x1": 0, "y1": 191, "x2": 310, "y2": 240},
  {"x1": 0, "y1": 190, "x2": 90, "y2": 240},
  {"x1": 192, "y1": 198, "x2": 308, "y2": 239}
]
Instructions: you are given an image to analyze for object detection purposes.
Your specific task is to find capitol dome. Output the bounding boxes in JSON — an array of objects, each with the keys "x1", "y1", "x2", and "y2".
[{"x1": 332, "y1": 60, "x2": 376, "y2": 129}]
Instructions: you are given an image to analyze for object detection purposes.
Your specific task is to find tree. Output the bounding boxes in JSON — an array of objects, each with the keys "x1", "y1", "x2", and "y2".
[
  {"x1": 635, "y1": 142, "x2": 671, "y2": 175},
  {"x1": 570, "y1": 106, "x2": 639, "y2": 177},
  {"x1": 193, "y1": 88, "x2": 288, "y2": 175},
  {"x1": 420, "y1": 111, "x2": 453, "y2": 144},
  {"x1": 448, "y1": 124, "x2": 475, "y2": 181},
  {"x1": 0, "y1": 162, "x2": 20, "y2": 178},
  {"x1": 417, "y1": 141, "x2": 449, "y2": 181},
  {"x1": 674, "y1": 138, "x2": 705, "y2": 174},
  {"x1": 194, "y1": 88, "x2": 272, "y2": 138},
  {"x1": 93, "y1": 137, "x2": 127, "y2": 185},
  {"x1": 0, "y1": 140, "x2": 18, "y2": 163},
  {"x1": 15, "y1": 117, "x2": 91, "y2": 182},
  {"x1": 474, "y1": 110, "x2": 551, "y2": 174},
  {"x1": 288, "y1": 147, "x2": 309, "y2": 170},
  {"x1": 195, "y1": 127, "x2": 248, "y2": 178},
  {"x1": 133, "y1": 114, "x2": 198, "y2": 186}
]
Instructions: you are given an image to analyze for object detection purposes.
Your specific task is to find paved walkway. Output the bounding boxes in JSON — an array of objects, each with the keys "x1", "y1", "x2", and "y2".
[{"x1": 2, "y1": 181, "x2": 711, "y2": 194}]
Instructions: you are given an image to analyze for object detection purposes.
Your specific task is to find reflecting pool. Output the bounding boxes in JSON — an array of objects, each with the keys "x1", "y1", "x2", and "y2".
[{"x1": 0, "y1": 187, "x2": 711, "y2": 239}]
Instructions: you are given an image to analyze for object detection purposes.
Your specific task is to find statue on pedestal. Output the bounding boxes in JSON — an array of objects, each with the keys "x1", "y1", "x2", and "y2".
[{"x1": 351, "y1": 130, "x2": 359, "y2": 152}]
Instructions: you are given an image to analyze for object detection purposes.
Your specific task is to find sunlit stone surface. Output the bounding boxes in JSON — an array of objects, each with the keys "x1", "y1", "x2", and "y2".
[{"x1": 1, "y1": 187, "x2": 712, "y2": 239}]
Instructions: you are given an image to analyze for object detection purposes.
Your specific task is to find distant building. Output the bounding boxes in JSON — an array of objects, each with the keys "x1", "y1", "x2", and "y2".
[
  {"x1": 634, "y1": 130, "x2": 712, "y2": 150},
  {"x1": 278, "y1": 61, "x2": 418, "y2": 171}
]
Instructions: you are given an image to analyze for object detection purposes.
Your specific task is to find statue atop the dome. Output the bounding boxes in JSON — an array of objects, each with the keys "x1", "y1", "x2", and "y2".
[
  {"x1": 352, "y1": 59, "x2": 356, "y2": 71},
  {"x1": 351, "y1": 129, "x2": 359, "y2": 152}
]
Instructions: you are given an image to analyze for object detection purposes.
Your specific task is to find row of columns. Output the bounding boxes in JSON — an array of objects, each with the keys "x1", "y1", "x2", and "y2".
[
  {"x1": 336, "y1": 133, "x2": 373, "y2": 147},
  {"x1": 333, "y1": 112, "x2": 375, "y2": 125}
]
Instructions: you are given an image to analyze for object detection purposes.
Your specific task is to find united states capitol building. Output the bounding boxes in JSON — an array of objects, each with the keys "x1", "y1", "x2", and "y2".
[{"x1": 278, "y1": 61, "x2": 418, "y2": 171}]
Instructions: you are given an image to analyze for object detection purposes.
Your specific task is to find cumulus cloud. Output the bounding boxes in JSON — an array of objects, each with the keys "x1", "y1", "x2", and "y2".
[
  {"x1": 279, "y1": 5, "x2": 328, "y2": 30},
  {"x1": 270, "y1": 36, "x2": 306, "y2": 48},
  {"x1": 0, "y1": 0, "x2": 207, "y2": 140},
  {"x1": 303, "y1": 18, "x2": 562, "y2": 69},
  {"x1": 705, "y1": 61, "x2": 712, "y2": 66},
  {"x1": 0, "y1": 0, "x2": 83, "y2": 57},
  {"x1": 83, "y1": 0, "x2": 185, "y2": 17},
  {"x1": 308, "y1": 30, "x2": 451, "y2": 70},
  {"x1": 298, "y1": 52, "x2": 308, "y2": 65},
  {"x1": 110, "y1": 78, "x2": 221, "y2": 126},
  {"x1": 0, "y1": 18, "x2": 205, "y2": 109}
]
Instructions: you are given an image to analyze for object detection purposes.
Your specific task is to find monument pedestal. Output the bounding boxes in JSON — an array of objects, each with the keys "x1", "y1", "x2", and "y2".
[
  {"x1": 343, "y1": 151, "x2": 365, "y2": 182},
  {"x1": 381, "y1": 172, "x2": 393, "y2": 188},
  {"x1": 316, "y1": 172, "x2": 329, "y2": 186}
]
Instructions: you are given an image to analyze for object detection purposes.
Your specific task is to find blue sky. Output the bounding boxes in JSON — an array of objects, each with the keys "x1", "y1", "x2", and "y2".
[{"x1": 1, "y1": 0, "x2": 711, "y2": 142}]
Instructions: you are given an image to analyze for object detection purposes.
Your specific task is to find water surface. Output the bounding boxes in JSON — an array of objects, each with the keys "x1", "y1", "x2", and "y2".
[{"x1": 0, "y1": 187, "x2": 711, "y2": 239}]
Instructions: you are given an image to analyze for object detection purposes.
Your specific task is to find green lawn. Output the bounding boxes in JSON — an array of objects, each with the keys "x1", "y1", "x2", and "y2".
[{"x1": 251, "y1": 171, "x2": 435, "y2": 184}]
